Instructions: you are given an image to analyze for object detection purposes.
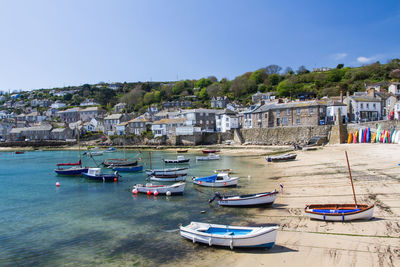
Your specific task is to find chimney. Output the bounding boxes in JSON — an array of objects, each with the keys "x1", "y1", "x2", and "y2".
[{"x1": 340, "y1": 91, "x2": 343, "y2": 103}]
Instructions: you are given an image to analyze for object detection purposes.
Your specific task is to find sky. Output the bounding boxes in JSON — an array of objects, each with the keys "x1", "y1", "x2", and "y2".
[{"x1": 0, "y1": 0, "x2": 399, "y2": 92}]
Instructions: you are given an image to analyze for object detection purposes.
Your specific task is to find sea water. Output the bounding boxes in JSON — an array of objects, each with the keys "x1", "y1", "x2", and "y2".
[{"x1": 0, "y1": 150, "x2": 274, "y2": 266}]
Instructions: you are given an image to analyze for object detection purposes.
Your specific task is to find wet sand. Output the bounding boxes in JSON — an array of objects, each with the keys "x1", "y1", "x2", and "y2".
[{"x1": 172, "y1": 144, "x2": 400, "y2": 267}]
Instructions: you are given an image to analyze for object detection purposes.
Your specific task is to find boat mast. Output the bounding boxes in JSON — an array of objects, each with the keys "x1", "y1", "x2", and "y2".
[
  {"x1": 77, "y1": 124, "x2": 82, "y2": 165},
  {"x1": 345, "y1": 151, "x2": 357, "y2": 207},
  {"x1": 149, "y1": 151, "x2": 152, "y2": 169}
]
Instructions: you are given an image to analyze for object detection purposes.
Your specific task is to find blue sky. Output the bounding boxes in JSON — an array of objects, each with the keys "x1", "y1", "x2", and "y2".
[{"x1": 0, "y1": 0, "x2": 399, "y2": 92}]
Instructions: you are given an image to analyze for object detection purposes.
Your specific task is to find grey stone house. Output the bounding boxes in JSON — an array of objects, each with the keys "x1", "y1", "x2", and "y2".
[
  {"x1": 57, "y1": 108, "x2": 80, "y2": 123},
  {"x1": 9, "y1": 125, "x2": 53, "y2": 141},
  {"x1": 79, "y1": 107, "x2": 106, "y2": 122},
  {"x1": 50, "y1": 127, "x2": 74, "y2": 140},
  {"x1": 180, "y1": 109, "x2": 218, "y2": 132},
  {"x1": 211, "y1": 96, "x2": 229, "y2": 108}
]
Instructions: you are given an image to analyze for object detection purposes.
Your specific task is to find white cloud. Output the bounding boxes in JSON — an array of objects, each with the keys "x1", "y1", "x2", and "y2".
[
  {"x1": 332, "y1": 53, "x2": 347, "y2": 60},
  {"x1": 357, "y1": 56, "x2": 377, "y2": 64}
]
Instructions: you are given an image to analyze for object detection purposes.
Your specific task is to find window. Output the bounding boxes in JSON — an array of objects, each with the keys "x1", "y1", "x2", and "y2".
[
  {"x1": 226, "y1": 117, "x2": 229, "y2": 122},
  {"x1": 206, "y1": 120, "x2": 209, "y2": 124},
  {"x1": 388, "y1": 99, "x2": 391, "y2": 106},
  {"x1": 319, "y1": 108, "x2": 323, "y2": 113},
  {"x1": 309, "y1": 107, "x2": 314, "y2": 114},
  {"x1": 226, "y1": 123, "x2": 229, "y2": 128},
  {"x1": 282, "y1": 117, "x2": 288, "y2": 126},
  {"x1": 296, "y1": 108, "x2": 300, "y2": 115},
  {"x1": 366, "y1": 103, "x2": 369, "y2": 109},
  {"x1": 205, "y1": 113, "x2": 208, "y2": 116},
  {"x1": 258, "y1": 114, "x2": 262, "y2": 119},
  {"x1": 360, "y1": 103, "x2": 363, "y2": 109},
  {"x1": 296, "y1": 118, "x2": 300, "y2": 125},
  {"x1": 286, "y1": 109, "x2": 290, "y2": 115},
  {"x1": 373, "y1": 103, "x2": 376, "y2": 109},
  {"x1": 265, "y1": 114, "x2": 268, "y2": 118},
  {"x1": 200, "y1": 112, "x2": 203, "y2": 116},
  {"x1": 200, "y1": 120, "x2": 203, "y2": 124},
  {"x1": 277, "y1": 110, "x2": 280, "y2": 115}
]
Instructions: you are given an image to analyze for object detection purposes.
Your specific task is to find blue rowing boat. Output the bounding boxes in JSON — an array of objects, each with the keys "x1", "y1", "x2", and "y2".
[{"x1": 112, "y1": 165, "x2": 143, "y2": 172}]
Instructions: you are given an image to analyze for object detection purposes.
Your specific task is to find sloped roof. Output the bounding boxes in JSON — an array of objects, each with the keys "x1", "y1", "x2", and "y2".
[
  {"x1": 152, "y1": 117, "x2": 185, "y2": 125},
  {"x1": 104, "y1": 114, "x2": 123, "y2": 120}
]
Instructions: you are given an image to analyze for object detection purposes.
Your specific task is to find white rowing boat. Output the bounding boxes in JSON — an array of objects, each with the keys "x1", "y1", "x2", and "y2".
[
  {"x1": 209, "y1": 190, "x2": 278, "y2": 206},
  {"x1": 192, "y1": 173, "x2": 238, "y2": 187},
  {"x1": 132, "y1": 182, "x2": 185, "y2": 195}
]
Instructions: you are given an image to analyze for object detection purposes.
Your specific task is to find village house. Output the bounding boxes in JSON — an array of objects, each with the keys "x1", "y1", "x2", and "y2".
[
  {"x1": 79, "y1": 107, "x2": 106, "y2": 122},
  {"x1": 215, "y1": 109, "x2": 239, "y2": 132},
  {"x1": 80, "y1": 99, "x2": 100, "y2": 107},
  {"x1": 50, "y1": 127, "x2": 74, "y2": 140},
  {"x1": 114, "y1": 103, "x2": 127, "y2": 113},
  {"x1": 31, "y1": 99, "x2": 52, "y2": 107},
  {"x1": 127, "y1": 116, "x2": 152, "y2": 135},
  {"x1": 251, "y1": 91, "x2": 276, "y2": 104},
  {"x1": 147, "y1": 104, "x2": 159, "y2": 114},
  {"x1": 152, "y1": 110, "x2": 180, "y2": 121},
  {"x1": 84, "y1": 118, "x2": 103, "y2": 132},
  {"x1": 0, "y1": 121, "x2": 13, "y2": 140},
  {"x1": 326, "y1": 100, "x2": 348, "y2": 124},
  {"x1": 179, "y1": 109, "x2": 218, "y2": 132},
  {"x1": 115, "y1": 122, "x2": 129, "y2": 136},
  {"x1": 241, "y1": 104, "x2": 262, "y2": 129},
  {"x1": 151, "y1": 117, "x2": 185, "y2": 137},
  {"x1": 210, "y1": 96, "x2": 230, "y2": 108},
  {"x1": 26, "y1": 111, "x2": 46, "y2": 123},
  {"x1": 51, "y1": 101, "x2": 66, "y2": 109},
  {"x1": 108, "y1": 83, "x2": 121, "y2": 90},
  {"x1": 388, "y1": 82, "x2": 400, "y2": 96},
  {"x1": 57, "y1": 107, "x2": 80, "y2": 123},
  {"x1": 250, "y1": 100, "x2": 327, "y2": 128},
  {"x1": 344, "y1": 94, "x2": 381, "y2": 122},
  {"x1": 9, "y1": 125, "x2": 52, "y2": 141},
  {"x1": 161, "y1": 100, "x2": 191, "y2": 111},
  {"x1": 103, "y1": 113, "x2": 129, "y2": 135}
]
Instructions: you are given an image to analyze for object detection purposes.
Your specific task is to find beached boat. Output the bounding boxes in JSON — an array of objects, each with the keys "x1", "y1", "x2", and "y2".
[
  {"x1": 177, "y1": 149, "x2": 188, "y2": 153},
  {"x1": 164, "y1": 155, "x2": 190, "y2": 164},
  {"x1": 103, "y1": 146, "x2": 117, "y2": 153},
  {"x1": 265, "y1": 153, "x2": 297, "y2": 162},
  {"x1": 304, "y1": 151, "x2": 374, "y2": 221},
  {"x1": 149, "y1": 173, "x2": 187, "y2": 182},
  {"x1": 111, "y1": 165, "x2": 143, "y2": 172},
  {"x1": 196, "y1": 153, "x2": 220, "y2": 161},
  {"x1": 192, "y1": 173, "x2": 238, "y2": 187},
  {"x1": 214, "y1": 169, "x2": 233, "y2": 174},
  {"x1": 202, "y1": 149, "x2": 219, "y2": 154},
  {"x1": 179, "y1": 222, "x2": 278, "y2": 249},
  {"x1": 145, "y1": 167, "x2": 188, "y2": 176},
  {"x1": 209, "y1": 190, "x2": 278, "y2": 206},
  {"x1": 132, "y1": 182, "x2": 185, "y2": 195},
  {"x1": 82, "y1": 167, "x2": 119, "y2": 182},
  {"x1": 103, "y1": 158, "x2": 138, "y2": 167}
]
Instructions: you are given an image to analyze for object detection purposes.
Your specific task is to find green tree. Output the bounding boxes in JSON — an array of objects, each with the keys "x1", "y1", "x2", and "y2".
[
  {"x1": 195, "y1": 78, "x2": 212, "y2": 89},
  {"x1": 143, "y1": 92, "x2": 155, "y2": 105},
  {"x1": 268, "y1": 73, "x2": 281, "y2": 86},
  {"x1": 198, "y1": 88, "x2": 208, "y2": 100}
]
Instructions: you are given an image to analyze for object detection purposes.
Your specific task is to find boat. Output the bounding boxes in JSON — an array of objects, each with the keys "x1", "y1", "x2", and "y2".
[
  {"x1": 202, "y1": 149, "x2": 219, "y2": 154},
  {"x1": 192, "y1": 173, "x2": 238, "y2": 187},
  {"x1": 132, "y1": 182, "x2": 186, "y2": 195},
  {"x1": 196, "y1": 153, "x2": 220, "y2": 161},
  {"x1": 209, "y1": 190, "x2": 278, "y2": 206},
  {"x1": 304, "y1": 151, "x2": 374, "y2": 221},
  {"x1": 302, "y1": 146, "x2": 318, "y2": 151},
  {"x1": 179, "y1": 222, "x2": 279, "y2": 249},
  {"x1": 177, "y1": 149, "x2": 188, "y2": 153},
  {"x1": 145, "y1": 167, "x2": 188, "y2": 176},
  {"x1": 103, "y1": 158, "x2": 138, "y2": 167},
  {"x1": 55, "y1": 124, "x2": 89, "y2": 176},
  {"x1": 15, "y1": 151, "x2": 24, "y2": 154},
  {"x1": 215, "y1": 169, "x2": 233, "y2": 174},
  {"x1": 84, "y1": 150, "x2": 104, "y2": 156},
  {"x1": 149, "y1": 173, "x2": 187, "y2": 182},
  {"x1": 111, "y1": 165, "x2": 143, "y2": 172},
  {"x1": 103, "y1": 146, "x2": 117, "y2": 153},
  {"x1": 82, "y1": 167, "x2": 119, "y2": 182},
  {"x1": 265, "y1": 153, "x2": 297, "y2": 162},
  {"x1": 164, "y1": 155, "x2": 190, "y2": 164}
]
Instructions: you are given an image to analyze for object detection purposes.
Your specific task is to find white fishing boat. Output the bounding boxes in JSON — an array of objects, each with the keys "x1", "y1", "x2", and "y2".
[
  {"x1": 265, "y1": 153, "x2": 296, "y2": 162},
  {"x1": 192, "y1": 173, "x2": 238, "y2": 187},
  {"x1": 196, "y1": 153, "x2": 220, "y2": 161},
  {"x1": 209, "y1": 190, "x2": 278, "y2": 206},
  {"x1": 132, "y1": 182, "x2": 185, "y2": 195},
  {"x1": 145, "y1": 167, "x2": 188, "y2": 176},
  {"x1": 103, "y1": 146, "x2": 117, "y2": 153},
  {"x1": 84, "y1": 147, "x2": 104, "y2": 156},
  {"x1": 164, "y1": 155, "x2": 190, "y2": 164},
  {"x1": 149, "y1": 174, "x2": 187, "y2": 182},
  {"x1": 180, "y1": 222, "x2": 278, "y2": 249}
]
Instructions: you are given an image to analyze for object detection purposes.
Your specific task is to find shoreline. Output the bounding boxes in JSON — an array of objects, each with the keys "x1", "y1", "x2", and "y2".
[{"x1": 169, "y1": 143, "x2": 400, "y2": 267}]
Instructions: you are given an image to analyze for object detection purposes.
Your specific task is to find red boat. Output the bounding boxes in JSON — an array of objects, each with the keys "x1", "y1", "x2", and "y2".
[
  {"x1": 15, "y1": 151, "x2": 25, "y2": 154},
  {"x1": 202, "y1": 149, "x2": 219, "y2": 154}
]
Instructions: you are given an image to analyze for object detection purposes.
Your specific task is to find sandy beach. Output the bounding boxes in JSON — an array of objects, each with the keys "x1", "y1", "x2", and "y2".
[{"x1": 172, "y1": 144, "x2": 400, "y2": 267}]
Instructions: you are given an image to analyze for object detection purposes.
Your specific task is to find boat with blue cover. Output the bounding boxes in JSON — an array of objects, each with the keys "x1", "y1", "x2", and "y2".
[
  {"x1": 179, "y1": 222, "x2": 278, "y2": 249},
  {"x1": 112, "y1": 165, "x2": 143, "y2": 172},
  {"x1": 192, "y1": 173, "x2": 238, "y2": 187}
]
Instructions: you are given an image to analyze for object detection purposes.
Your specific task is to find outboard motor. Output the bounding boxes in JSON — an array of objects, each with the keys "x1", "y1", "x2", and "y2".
[
  {"x1": 266, "y1": 157, "x2": 272, "y2": 162},
  {"x1": 208, "y1": 192, "x2": 222, "y2": 203}
]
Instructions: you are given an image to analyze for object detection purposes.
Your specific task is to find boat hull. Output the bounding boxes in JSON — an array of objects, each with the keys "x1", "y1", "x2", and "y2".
[
  {"x1": 55, "y1": 167, "x2": 89, "y2": 175},
  {"x1": 133, "y1": 182, "x2": 185, "y2": 194},
  {"x1": 305, "y1": 204, "x2": 374, "y2": 221},
  {"x1": 218, "y1": 191, "x2": 278, "y2": 206},
  {"x1": 112, "y1": 165, "x2": 143, "y2": 172},
  {"x1": 196, "y1": 156, "x2": 220, "y2": 161},
  {"x1": 103, "y1": 160, "x2": 138, "y2": 167},
  {"x1": 192, "y1": 177, "x2": 238, "y2": 187},
  {"x1": 180, "y1": 222, "x2": 278, "y2": 249},
  {"x1": 150, "y1": 175, "x2": 187, "y2": 182},
  {"x1": 145, "y1": 168, "x2": 188, "y2": 176},
  {"x1": 164, "y1": 159, "x2": 190, "y2": 164},
  {"x1": 82, "y1": 173, "x2": 118, "y2": 182},
  {"x1": 266, "y1": 153, "x2": 297, "y2": 162}
]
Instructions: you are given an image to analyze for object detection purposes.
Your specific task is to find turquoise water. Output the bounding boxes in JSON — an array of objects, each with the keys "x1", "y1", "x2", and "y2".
[{"x1": 0, "y1": 150, "x2": 268, "y2": 266}]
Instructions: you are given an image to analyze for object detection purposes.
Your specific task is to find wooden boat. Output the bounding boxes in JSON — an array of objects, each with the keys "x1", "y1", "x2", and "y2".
[
  {"x1": 164, "y1": 155, "x2": 190, "y2": 164},
  {"x1": 177, "y1": 149, "x2": 188, "y2": 153},
  {"x1": 192, "y1": 173, "x2": 238, "y2": 187},
  {"x1": 15, "y1": 151, "x2": 24, "y2": 154},
  {"x1": 84, "y1": 150, "x2": 103, "y2": 156},
  {"x1": 111, "y1": 165, "x2": 143, "y2": 172},
  {"x1": 103, "y1": 158, "x2": 138, "y2": 167},
  {"x1": 82, "y1": 168, "x2": 119, "y2": 182},
  {"x1": 132, "y1": 182, "x2": 185, "y2": 195},
  {"x1": 209, "y1": 190, "x2": 278, "y2": 206},
  {"x1": 265, "y1": 153, "x2": 297, "y2": 162},
  {"x1": 149, "y1": 174, "x2": 187, "y2": 182},
  {"x1": 180, "y1": 222, "x2": 278, "y2": 249},
  {"x1": 304, "y1": 151, "x2": 374, "y2": 221},
  {"x1": 215, "y1": 169, "x2": 233, "y2": 174},
  {"x1": 103, "y1": 146, "x2": 117, "y2": 153},
  {"x1": 196, "y1": 153, "x2": 220, "y2": 161},
  {"x1": 202, "y1": 149, "x2": 219, "y2": 154},
  {"x1": 145, "y1": 167, "x2": 188, "y2": 176}
]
